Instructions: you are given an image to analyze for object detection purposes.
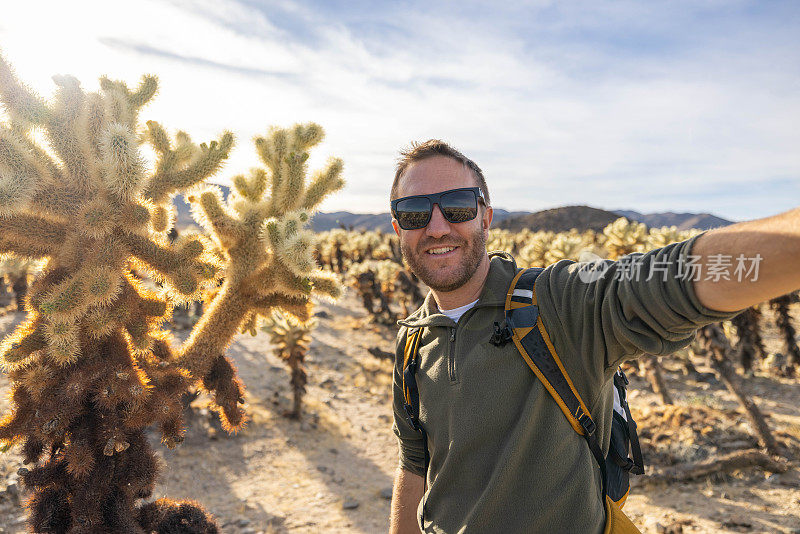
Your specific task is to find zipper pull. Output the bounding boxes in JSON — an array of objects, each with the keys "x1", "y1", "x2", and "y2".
[{"x1": 450, "y1": 329, "x2": 455, "y2": 342}]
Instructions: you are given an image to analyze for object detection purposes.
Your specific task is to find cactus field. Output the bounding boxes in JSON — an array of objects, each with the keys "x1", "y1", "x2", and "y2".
[
  {"x1": 1, "y1": 217, "x2": 799, "y2": 532},
  {"x1": 0, "y1": 58, "x2": 798, "y2": 533}
]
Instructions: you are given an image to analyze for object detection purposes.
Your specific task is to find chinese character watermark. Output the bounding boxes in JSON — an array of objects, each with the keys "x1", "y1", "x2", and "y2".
[{"x1": 575, "y1": 253, "x2": 762, "y2": 283}]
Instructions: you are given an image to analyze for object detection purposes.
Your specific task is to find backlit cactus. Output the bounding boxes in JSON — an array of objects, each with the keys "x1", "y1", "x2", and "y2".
[
  {"x1": 0, "y1": 53, "x2": 343, "y2": 533},
  {"x1": 181, "y1": 123, "x2": 344, "y2": 379},
  {"x1": 646, "y1": 225, "x2": 701, "y2": 251},
  {"x1": 603, "y1": 217, "x2": 649, "y2": 259},
  {"x1": 517, "y1": 230, "x2": 555, "y2": 267},
  {"x1": 543, "y1": 230, "x2": 592, "y2": 264},
  {"x1": 261, "y1": 310, "x2": 314, "y2": 419},
  {"x1": 346, "y1": 260, "x2": 397, "y2": 324}
]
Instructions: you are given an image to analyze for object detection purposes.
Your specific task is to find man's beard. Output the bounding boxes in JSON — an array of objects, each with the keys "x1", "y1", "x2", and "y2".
[{"x1": 401, "y1": 225, "x2": 486, "y2": 293}]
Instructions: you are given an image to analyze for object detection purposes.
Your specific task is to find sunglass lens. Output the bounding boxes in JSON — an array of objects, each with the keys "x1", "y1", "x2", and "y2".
[
  {"x1": 396, "y1": 196, "x2": 431, "y2": 230},
  {"x1": 440, "y1": 189, "x2": 477, "y2": 223}
]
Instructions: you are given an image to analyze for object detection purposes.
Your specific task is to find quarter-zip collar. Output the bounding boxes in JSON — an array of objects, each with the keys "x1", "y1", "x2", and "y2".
[{"x1": 397, "y1": 251, "x2": 518, "y2": 329}]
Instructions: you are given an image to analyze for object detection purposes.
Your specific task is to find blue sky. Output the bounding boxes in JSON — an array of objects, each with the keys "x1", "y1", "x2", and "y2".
[{"x1": 1, "y1": 0, "x2": 798, "y2": 221}]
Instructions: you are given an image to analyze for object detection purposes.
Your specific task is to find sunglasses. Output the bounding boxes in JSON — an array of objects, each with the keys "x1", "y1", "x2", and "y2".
[{"x1": 391, "y1": 187, "x2": 486, "y2": 230}]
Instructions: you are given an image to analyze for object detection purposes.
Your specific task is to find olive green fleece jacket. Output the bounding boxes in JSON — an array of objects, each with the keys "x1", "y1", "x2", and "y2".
[{"x1": 392, "y1": 233, "x2": 744, "y2": 533}]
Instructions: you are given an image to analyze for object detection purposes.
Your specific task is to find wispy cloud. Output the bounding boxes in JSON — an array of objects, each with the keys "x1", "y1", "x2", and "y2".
[{"x1": 0, "y1": 0, "x2": 797, "y2": 221}]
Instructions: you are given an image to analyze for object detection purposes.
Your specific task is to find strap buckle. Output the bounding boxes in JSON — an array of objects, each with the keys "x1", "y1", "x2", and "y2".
[
  {"x1": 490, "y1": 322, "x2": 512, "y2": 346},
  {"x1": 576, "y1": 409, "x2": 596, "y2": 437},
  {"x1": 614, "y1": 369, "x2": 629, "y2": 387},
  {"x1": 403, "y1": 403, "x2": 421, "y2": 432}
]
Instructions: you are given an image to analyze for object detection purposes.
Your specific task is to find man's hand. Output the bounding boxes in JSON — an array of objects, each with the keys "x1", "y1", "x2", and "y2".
[
  {"x1": 389, "y1": 467, "x2": 424, "y2": 534},
  {"x1": 692, "y1": 206, "x2": 800, "y2": 312}
]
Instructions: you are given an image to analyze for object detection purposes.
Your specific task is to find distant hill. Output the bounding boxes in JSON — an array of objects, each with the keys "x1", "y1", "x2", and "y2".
[
  {"x1": 498, "y1": 205, "x2": 622, "y2": 233},
  {"x1": 173, "y1": 189, "x2": 530, "y2": 233},
  {"x1": 171, "y1": 188, "x2": 732, "y2": 234},
  {"x1": 612, "y1": 210, "x2": 734, "y2": 231},
  {"x1": 309, "y1": 208, "x2": 530, "y2": 232}
]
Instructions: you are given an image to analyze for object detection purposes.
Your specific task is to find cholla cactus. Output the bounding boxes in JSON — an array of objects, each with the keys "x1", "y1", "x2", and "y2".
[
  {"x1": 603, "y1": 217, "x2": 649, "y2": 259},
  {"x1": 769, "y1": 291, "x2": 800, "y2": 375},
  {"x1": 486, "y1": 229, "x2": 516, "y2": 254},
  {"x1": 182, "y1": 123, "x2": 344, "y2": 376},
  {"x1": 346, "y1": 260, "x2": 396, "y2": 324},
  {"x1": 315, "y1": 228, "x2": 349, "y2": 272},
  {"x1": 731, "y1": 305, "x2": 768, "y2": 372},
  {"x1": 543, "y1": 230, "x2": 592, "y2": 264},
  {"x1": 261, "y1": 310, "x2": 314, "y2": 419},
  {"x1": 0, "y1": 53, "x2": 343, "y2": 533},
  {"x1": 0, "y1": 255, "x2": 41, "y2": 311},
  {"x1": 646, "y1": 225, "x2": 701, "y2": 251},
  {"x1": 517, "y1": 230, "x2": 555, "y2": 268}
]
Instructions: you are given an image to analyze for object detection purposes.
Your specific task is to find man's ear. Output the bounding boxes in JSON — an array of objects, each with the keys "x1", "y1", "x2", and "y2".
[
  {"x1": 482, "y1": 206, "x2": 493, "y2": 236},
  {"x1": 391, "y1": 218, "x2": 401, "y2": 237}
]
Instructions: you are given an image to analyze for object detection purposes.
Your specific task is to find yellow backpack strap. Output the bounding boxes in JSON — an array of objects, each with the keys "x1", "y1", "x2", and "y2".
[
  {"x1": 401, "y1": 328, "x2": 425, "y2": 435},
  {"x1": 401, "y1": 327, "x2": 429, "y2": 472},
  {"x1": 402, "y1": 328, "x2": 422, "y2": 409},
  {"x1": 504, "y1": 267, "x2": 608, "y2": 498}
]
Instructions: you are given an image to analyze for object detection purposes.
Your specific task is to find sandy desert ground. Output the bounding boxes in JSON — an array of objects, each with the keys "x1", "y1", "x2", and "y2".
[{"x1": 1, "y1": 290, "x2": 799, "y2": 533}]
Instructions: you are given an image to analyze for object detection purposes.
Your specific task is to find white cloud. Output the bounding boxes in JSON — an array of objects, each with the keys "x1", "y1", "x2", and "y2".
[{"x1": 0, "y1": 0, "x2": 797, "y2": 221}]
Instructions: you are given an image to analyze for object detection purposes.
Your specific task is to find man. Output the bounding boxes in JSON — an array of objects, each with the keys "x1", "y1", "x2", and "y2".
[{"x1": 388, "y1": 139, "x2": 800, "y2": 533}]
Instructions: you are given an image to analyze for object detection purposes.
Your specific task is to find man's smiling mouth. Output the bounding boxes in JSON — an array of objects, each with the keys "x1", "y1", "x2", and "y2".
[{"x1": 426, "y1": 246, "x2": 458, "y2": 255}]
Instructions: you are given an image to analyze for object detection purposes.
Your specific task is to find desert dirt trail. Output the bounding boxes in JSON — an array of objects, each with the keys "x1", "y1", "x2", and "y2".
[{"x1": 1, "y1": 291, "x2": 798, "y2": 533}]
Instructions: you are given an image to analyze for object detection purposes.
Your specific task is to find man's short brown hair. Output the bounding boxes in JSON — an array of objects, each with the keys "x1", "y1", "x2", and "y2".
[{"x1": 391, "y1": 139, "x2": 490, "y2": 205}]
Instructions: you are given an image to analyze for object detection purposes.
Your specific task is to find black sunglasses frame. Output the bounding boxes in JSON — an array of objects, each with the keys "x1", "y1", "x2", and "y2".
[{"x1": 391, "y1": 187, "x2": 487, "y2": 230}]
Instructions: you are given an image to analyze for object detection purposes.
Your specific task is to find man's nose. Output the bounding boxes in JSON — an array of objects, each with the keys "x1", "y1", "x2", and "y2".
[{"x1": 425, "y1": 203, "x2": 451, "y2": 238}]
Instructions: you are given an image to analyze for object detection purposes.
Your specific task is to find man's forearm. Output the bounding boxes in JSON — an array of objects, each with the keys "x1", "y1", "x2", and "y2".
[
  {"x1": 692, "y1": 206, "x2": 800, "y2": 312},
  {"x1": 389, "y1": 467, "x2": 424, "y2": 534}
]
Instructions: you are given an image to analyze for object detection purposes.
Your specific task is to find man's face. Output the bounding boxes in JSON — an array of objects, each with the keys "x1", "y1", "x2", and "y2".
[{"x1": 391, "y1": 156, "x2": 493, "y2": 293}]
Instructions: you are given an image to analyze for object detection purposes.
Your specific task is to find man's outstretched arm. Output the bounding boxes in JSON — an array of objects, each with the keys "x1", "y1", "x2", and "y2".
[
  {"x1": 389, "y1": 467, "x2": 424, "y2": 534},
  {"x1": 693, "y1": 206, "x2": 800, "y2": 312}
]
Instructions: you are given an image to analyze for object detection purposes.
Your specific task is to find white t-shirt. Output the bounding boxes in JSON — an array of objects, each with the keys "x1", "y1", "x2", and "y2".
[{"x1": 438, "y1": 299, "x2": 479, "y2": 323}]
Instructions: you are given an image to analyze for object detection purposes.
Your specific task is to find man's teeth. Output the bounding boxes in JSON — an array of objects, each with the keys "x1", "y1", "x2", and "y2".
[{"x1": 427, "y1": 246, "x2": 456, "y2": 255}]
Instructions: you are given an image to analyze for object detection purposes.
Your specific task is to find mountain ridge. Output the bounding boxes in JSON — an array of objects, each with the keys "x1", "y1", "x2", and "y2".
[{"x1": 172, "y1": 186, "x2": 734, "y2": 233}]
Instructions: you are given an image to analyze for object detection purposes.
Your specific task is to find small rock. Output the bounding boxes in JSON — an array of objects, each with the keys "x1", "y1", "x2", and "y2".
[
  {"x1": 314, "y1": 310, "x2": 331, "y2": 319},
  {"x1": 380, "y1": 487, "x2": 393, "y2": 500},
  {"x1": 722, "y1": 514, "x2": 752, "y2": 529},
  {"x1": 5, "y1": 482, "x2": 19, "y2": 498},
  {"x1": 320, "y1": 378, "x2": 336, "y2": 389},
  {"x1": 240, "y1": 529, "x2": 257, "y2": 534},
  {"x1": 329, "y1": 448, "x2": 338, "y2": 455},
  {"x1": 655, "y1": 523, "x2": 683, "y2": 534},
  {"x1": 236, "y1": 518, "x2": 251, "y2": 527},
  {"x1": 317, "y1": 465, "x2": 329, "y2": 473},
  {"x1": 775, "y1": 469, "x2": 800, "y2": 488},
  {"x1": 332, "y1": 476, "x2": 345, "y2": 485},
  {"x1": 342, "y1": 498, "x2": 359, "y2": 510}
]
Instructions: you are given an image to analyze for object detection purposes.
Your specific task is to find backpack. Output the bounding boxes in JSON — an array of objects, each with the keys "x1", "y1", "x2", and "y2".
[{"x1": 401, "y1": 267, "x2": 644, "y2": 532}]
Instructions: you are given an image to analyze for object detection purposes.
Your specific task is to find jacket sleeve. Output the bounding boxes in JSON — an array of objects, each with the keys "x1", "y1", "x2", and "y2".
[
  {"x1": 535, "y1": 231, "x2": 745, "y2": 389},
  {"x1": 391, "y1": 326, "x2": 428, "y2": 478}
]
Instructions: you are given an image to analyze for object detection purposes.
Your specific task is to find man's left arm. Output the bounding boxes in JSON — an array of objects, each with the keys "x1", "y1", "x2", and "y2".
[
  {"x1": 692, "y1": 206, "x2": 800, "y2": 312},
  {"x1": 534, "y1": 206, "x2": 800, "y2": 400}
]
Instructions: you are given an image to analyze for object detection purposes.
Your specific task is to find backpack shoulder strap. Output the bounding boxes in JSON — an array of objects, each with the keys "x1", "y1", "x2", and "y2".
[
  {"x1": 401, "y1": 327, "x2": 429, "y2": 470},
  {"x1": 402, "y1": 327, "x2": 423, "y2": 431},
  {"x1": 609, "y1": 370, "x2": 645, "y2": 475},
  {"x1": 504, "y1": 268, "x2": 595, "y2": 437},
  {"x1": 504, "y1": 267, "x2": 608, "y2": 495}
]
